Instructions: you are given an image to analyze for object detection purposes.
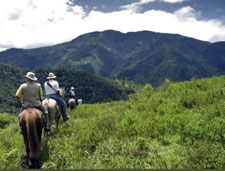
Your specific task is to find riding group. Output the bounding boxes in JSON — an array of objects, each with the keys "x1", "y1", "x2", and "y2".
[{"x1": 15, "y1": 71, "x2": 78, "y2": 168}]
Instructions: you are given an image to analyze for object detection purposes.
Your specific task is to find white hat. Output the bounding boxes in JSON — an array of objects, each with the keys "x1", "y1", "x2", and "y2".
[
  {"x1": 47, "y1": 72, "x2": 56, "y2": 79},
  {"x1": 71, "y1": 87, "x2": 74, "y2": 90},
  {"x1": 25, "y1": 72, "x2": 37, "y2": 81}
]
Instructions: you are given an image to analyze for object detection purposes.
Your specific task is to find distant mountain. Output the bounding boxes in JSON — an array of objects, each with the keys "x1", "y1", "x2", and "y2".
[
  {"x1": 0, "y1": 30, "x2": 225, "y2": 86},
  {"x1": 0, "y1": 64, "x2": 135, "y2": 114}
]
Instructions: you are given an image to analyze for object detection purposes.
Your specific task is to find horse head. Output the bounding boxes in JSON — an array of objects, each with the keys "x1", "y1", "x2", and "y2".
[{"x1": 59, "y1": 87, "x2": 65, "y2": 98}]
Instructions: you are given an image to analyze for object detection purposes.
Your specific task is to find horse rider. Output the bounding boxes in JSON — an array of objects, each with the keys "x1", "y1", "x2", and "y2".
[
  {"x1": 16, "y1": 72, "x2": 51, "y2": 132},
  {"x1": 69, "y1": 87, "x2": 76, "y2": 99},
  {"x1": 68, "y1": 87, "x2": 78, "y2": 107},
  {"x1": 44, "y1": 72, "x2": 69, "y2": 122}
]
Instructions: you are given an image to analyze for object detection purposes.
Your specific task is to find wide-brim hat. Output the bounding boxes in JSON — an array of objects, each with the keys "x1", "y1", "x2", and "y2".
[
  {"x1": 47, "y1": 72, "x2": 56, "y2": 79},
  {"x1": 25, "y1": 72, "x2": 37, "y2": 81}
]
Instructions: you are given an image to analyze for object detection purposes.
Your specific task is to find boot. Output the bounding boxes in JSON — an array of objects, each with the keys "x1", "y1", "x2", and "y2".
[
  {"x1": 44, "y1": 113, "x2": 51, "y2": 132},
  {"x1": 63, "y1": 115, "x2": 70, "y2": 122}
]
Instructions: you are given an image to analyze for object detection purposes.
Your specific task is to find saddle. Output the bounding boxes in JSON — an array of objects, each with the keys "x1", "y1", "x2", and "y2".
[{"x1": 21, "y1": 105, "x2": 43, "y2": 116}]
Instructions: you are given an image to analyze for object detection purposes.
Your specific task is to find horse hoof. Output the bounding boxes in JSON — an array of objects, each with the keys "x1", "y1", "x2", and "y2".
[
  {"x1": 28, "y1": 159, "x2": 32, "y2": 166},
  {"x1": 29, "y1": 158, "x2": 41, "y2": 169}
]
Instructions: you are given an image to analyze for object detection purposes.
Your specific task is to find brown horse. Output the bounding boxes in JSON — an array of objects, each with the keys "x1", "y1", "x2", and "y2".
[
  {"x1": 42, "y1": 88, "x2": 65, "y2": 132},
  {"x1": 20, "y1": 108, "x2": 44, "y2": 168},
  {"x1": 68, "y1": 98, "x2": 77, "y2": 110}
]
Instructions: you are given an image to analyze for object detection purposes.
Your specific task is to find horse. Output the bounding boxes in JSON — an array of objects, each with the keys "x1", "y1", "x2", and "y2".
[
  {"x1": 42, "y1": 88, "x2": 65, "y2": 132},
  {"x1": 20, "y1": 108, "x2": 44, "y2": 168},
  {"x1": 68, "y1": 98, "x2": 77, "y2": 110}
]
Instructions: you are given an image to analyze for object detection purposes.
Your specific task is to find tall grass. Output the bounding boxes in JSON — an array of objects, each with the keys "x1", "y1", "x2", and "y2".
[{"x1": 1, "y1": 76, "x2": 225, "y2": 169}]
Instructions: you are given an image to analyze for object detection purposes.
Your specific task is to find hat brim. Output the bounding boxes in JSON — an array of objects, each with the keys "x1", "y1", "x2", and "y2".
[
  {"x1": 25, "y1": 76, "x2": 37, "y2": 81},
  {"x1": 47, "y1": 76, "x2": 56, "y2": 79}
]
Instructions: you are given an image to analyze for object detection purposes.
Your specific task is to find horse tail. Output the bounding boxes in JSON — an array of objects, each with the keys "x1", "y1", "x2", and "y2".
[{"x1": 25, "y1": 109, "x2": 42, "y2": 159}]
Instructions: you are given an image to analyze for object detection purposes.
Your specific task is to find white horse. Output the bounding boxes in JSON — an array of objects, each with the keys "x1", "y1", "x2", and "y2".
[
  {"x1": 42, "y1": 88, "x2": 65, "y2": 132},
  {"x1": 68, "y1": 98, "x2": 77, "y2": 110}
]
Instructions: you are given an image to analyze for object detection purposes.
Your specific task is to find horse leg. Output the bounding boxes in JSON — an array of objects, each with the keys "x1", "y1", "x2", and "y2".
[
  {"x1": 20, "y1": 117, "x2": 30, "y2": 158},
  {"x1": 56, "y1": 117, "x2": 59, "y2": 131},
  {"x1": 36, "y1": 117, "x2": 43, "y2": 142},
  {"x1": 29, "y1": 158, "x2": 40, "y2": 169},
  {"x1": 56, "y1": 111, "x2": 61, "y2": 131},
  {"x1": 21, "y1": 123, "x2": 31, "y2": 168}
]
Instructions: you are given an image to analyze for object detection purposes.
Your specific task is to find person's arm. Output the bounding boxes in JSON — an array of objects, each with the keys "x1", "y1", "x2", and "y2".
[
  {"x1": 56, "y1": 90, "x2": 61, "y2": 96},
  {"x1": 16, "y1": 96, "x2": 23, "y2": 106},
  {"x1": 39, "y1": 86, "x2": 44, "y2": 102},
  {"x1": 15, "y1": 85, "x2": 24, "y2": 107},
  {"x1": 55, "y1": 81, "x2": 61, "y2": 96}
]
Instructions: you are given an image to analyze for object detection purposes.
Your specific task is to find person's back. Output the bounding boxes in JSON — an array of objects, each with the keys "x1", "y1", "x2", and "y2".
[
  {"x1": 69, "y1": 89, "x2": 76, "y2": 98},
  {"x1": 44, "y1": 79, "x2": 60, "y2": 96},
  {"x1": 19, "y1": 82, "x2": 42, "y2": 108},
  {"x1": 44, "y1": 72, "x2": 69, "y2": 122},
  {"x1": 16, "y1": 72, "x2": 51, "y2": 132}
]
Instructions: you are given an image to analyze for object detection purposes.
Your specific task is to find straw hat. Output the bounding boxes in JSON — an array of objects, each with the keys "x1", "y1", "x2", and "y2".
[
  {"x1": 25, "y1": 72, "x2": 37, "y2": 81},
  {"x1": 47, "y1": 72, "x2": 56, "y2": 79}
]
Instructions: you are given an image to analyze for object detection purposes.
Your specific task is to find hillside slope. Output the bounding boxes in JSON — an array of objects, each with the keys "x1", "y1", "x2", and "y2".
[
  {"x1": 1, "y1": 30, "x2": 225, "y2": 86},
  {"x1": 0, "y1": 64, "x2": 136, "y2": 113},
  {"x1": 1, "y1": 75, "x2": 225, "y2": 169}
]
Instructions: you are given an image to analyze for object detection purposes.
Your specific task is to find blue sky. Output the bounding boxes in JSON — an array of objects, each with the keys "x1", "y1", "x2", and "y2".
[
  {"x1": 73, "y1": 0, "x2": 225, "y2": 22},
  {"x1": 0, "y1": 0, "x2": 225, "y2": 51}
]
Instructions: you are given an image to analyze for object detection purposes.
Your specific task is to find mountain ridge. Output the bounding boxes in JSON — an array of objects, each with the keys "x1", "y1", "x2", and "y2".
[{"x1": 0, "y1": 30, "x2": 225, "y2": 86}]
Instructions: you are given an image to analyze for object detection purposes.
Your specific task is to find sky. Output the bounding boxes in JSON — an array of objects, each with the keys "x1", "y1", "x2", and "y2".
[{"x1": 0, "y1": 0, "x2": 225, "y2": 51}]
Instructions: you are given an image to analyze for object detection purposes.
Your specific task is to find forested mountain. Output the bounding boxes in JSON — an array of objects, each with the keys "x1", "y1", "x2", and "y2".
[
  {"x1": 0, "y1": 64, "x2": 136, "y2": 113},
  {"x1": 0, "y1": 30, "x2": 225, "y2": 86},
  {"x1": 0, "y1": 64, "x2": 26, "y2": 113}
]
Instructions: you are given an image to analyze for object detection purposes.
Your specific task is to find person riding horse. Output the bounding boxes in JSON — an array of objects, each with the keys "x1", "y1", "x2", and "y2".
[
  {"x1": 44, "y1": 72, "x2": 69, "y2": 122},
  {"x1": 69, "y1": 87, "x2": 76, "y2": 98},
  {"x1": 68, "y1": 87, "x2": 78, "y2": 104},
  {"x1": 16, "y1": 72, "x2": 51, "y2": 132}
]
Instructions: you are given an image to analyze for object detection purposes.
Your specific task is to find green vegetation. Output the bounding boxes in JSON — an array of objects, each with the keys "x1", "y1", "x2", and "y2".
[
  {"x1": 0, "y1": 64, "x2": 26, "y2": 113},
  {"x1": 0, "y1": 64, "x2": 136, "y2": 114},
  {"x1": 1, "y1": 30, "x2": 225, "y2": 86},
  {"x1": 1, "y1": 75, "x2": 225, "y2": 169}
]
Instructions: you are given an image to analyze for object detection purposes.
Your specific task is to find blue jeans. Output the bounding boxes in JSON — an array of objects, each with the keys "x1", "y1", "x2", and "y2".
[{"x1": 46, "y1": 94, "x2": 68, "y2": 119}]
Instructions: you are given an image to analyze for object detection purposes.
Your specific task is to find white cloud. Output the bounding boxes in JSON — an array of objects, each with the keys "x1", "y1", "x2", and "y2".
[
  {"x1": 0, "y1": 0, "x2": 86, "y2": 50},
  {"x1": 0, "y1": 0, "x2": 225, "y2": 51},
  {"x1": 160, "y1": 0, "x2": 187, "y2": 3},
  {"x1": 121, "y1": 0, "x2": 188, "y2": 12}
]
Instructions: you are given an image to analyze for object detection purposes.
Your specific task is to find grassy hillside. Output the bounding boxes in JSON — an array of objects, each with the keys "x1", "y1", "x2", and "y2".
[{"x1": 1, "y1": 75, "x2": 225, "y2": 169}]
